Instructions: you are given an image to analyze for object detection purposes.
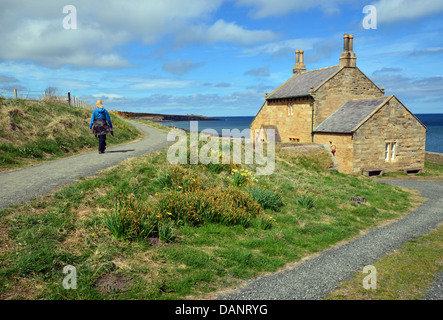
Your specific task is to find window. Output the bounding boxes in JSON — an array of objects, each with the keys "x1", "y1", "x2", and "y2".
[
  {"x1": 385, "y1": 142, "x2": 396, "y2": 162},
  {"x1": 287, "y1": 103, "x2": 293, "y2": 116}
]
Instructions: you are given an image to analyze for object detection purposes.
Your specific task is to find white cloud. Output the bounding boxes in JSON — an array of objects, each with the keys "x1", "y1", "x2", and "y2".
[
  {"x1": 0, "y1": 0, "x2": 279, "y2": 68},
  {"x1": 235, "y1": 0, "x2": 350, "y2": 18},
  {"x1": 242, "y1": 38, "x2": 320, "y2": 57},
  {"x1": 176, "y1": 19, "x2": 280, "y2": 46},
  {"x1": 372, "y1": 0, "x2": 443, "y2": 24},
  {"x1": 92, "y1": 93, "x2": 125, "y2": 100}
]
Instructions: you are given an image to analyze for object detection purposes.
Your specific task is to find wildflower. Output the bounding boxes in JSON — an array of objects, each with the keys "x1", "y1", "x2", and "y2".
[
  {"x1": 167, "y1": 212, "x2": 172, "y2": 216},
  {"x1": 91, "y1": 233, "x2": 95, "y2": 236}
]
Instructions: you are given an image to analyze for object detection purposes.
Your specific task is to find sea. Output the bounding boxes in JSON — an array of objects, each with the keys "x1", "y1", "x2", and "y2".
[{"x1": 159, "y1": 114, "x2": 443, "y2": 154}]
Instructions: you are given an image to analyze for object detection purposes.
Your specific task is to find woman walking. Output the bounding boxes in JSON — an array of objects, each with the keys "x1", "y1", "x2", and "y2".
[{"x1": 89, "y1": 100, "x2": 113, "y2": 154}]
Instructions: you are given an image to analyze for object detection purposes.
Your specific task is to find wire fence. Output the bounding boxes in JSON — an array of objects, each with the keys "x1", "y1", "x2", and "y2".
[{"x1": 0, "y1": 88, "x2": 95, "y2": 110}]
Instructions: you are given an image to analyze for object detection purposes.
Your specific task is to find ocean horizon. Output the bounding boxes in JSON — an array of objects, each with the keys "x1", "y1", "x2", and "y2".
[{"x1": 159, "y1": 113, "x2": 443, "y2": 154}]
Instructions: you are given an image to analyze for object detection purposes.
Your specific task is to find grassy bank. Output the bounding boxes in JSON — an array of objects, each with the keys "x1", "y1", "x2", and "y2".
[
  {"x1": 0, "y1": 97, "x2": 142, "y2": 173},
  {"x1": 0, "y1": 124, "x2": 422, "y2": 299},
  {"x1": 375, "y1": 161, "x2": 443, "y2": 180},
  {"x1": 325, "y1": 223, "x2": 443, "y2": 300}
]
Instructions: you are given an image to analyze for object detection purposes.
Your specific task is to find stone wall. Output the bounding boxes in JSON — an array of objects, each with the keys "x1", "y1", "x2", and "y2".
[
  {"x1": 250, "y1": 97, "x2": 313, "y2": 143},
  {"x1": 352, "y1": 96, "x2": 426, "y2": 174},
  {"x1": 312, "y1": 67, "x2": 384, "y2": 128},
  {"x1": 314, "y1": 132, "x2": 354, "y2": 174},
  {"x1": 425, "y1": 151, "x2": 443, "y2": 164}
]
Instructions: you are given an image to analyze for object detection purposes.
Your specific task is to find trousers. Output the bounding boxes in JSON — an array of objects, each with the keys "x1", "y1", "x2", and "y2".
[{"x1": 98, "y1": 135, "x2": 107, "y2": 152}]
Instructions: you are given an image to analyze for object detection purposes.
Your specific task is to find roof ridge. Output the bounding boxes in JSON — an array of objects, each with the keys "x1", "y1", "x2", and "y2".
[{"x1": 302, "y1": 65, "x2": 339, "y2": 74}]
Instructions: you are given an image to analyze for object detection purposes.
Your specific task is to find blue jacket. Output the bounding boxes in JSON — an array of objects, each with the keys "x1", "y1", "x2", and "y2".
[{"x1": 89, "y1": 107, "x2": 113, "y2": 129}]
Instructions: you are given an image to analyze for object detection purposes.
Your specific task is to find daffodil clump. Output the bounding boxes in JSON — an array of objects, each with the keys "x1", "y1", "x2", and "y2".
[{"x1": 229, "y1": 168, "x2": 258, "y2": 187}]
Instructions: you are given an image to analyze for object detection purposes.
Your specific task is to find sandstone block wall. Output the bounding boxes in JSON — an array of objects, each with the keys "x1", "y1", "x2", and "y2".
[
  {"x1": 425, "y1": 151, "x2": 443, "y2": 164},
  {"x1": 314, "y1": 132, "x2": 354, "y2": 174},
  {"x1": 352, "y1": 97, "x2": 426, "y2": 174},
  {"x1": 250, "y1": 97, "x2": 312, "y2": 143},
  {"x1": 312, "y1": 67, "x2": 384, "y2": 128}
]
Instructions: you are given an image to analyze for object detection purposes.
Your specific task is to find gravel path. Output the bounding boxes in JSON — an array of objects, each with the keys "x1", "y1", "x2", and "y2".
[
  {"x1": 217, "y1": 179, "x2": 443, "y2": 300},
  {"x1": 0, "y1": 121, "x2": 172, "y2": 211}
]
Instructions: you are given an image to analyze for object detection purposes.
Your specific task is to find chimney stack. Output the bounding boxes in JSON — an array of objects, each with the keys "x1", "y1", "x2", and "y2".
[
  {"x1": 293, "y1": 49, "x2": 306, "y2": 75},
  {"x1": 339, "y1": 34, "x2": 356, "y2": 68}
]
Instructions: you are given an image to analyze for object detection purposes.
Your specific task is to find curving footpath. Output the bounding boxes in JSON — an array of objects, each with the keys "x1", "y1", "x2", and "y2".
[
  {"x1": 0, "y1": 121, "x2": 173, "y2": 211},
  {"x1": 217, "y1": 179, "x2": 443, "y2": 300}
]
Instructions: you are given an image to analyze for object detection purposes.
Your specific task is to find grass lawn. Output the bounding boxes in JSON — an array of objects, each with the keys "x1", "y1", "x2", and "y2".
[
  {"x1": 375, "y1": 161, "x2": 443, "y2": 180},
  {"x1": 0, "y1": 124, "x2": 423, "y2": 300},
  {"x1": 325, "y1": 223, "x2": 443, "y2": 300}
]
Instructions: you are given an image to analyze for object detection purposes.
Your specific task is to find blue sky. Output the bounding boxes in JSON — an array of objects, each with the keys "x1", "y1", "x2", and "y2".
[{"x1": 1, "y1": 0, "x2": 443, "y2": 116}]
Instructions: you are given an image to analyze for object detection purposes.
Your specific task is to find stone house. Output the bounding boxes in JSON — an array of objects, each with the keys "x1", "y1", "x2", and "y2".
[{"x1": 250, "y1": 34, "x2": 427, "y2": 175}]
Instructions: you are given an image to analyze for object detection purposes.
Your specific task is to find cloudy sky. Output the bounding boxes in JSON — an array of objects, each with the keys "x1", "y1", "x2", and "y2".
[{"x1": 1, "y1": 0, "x2": 442, "y2": 116}]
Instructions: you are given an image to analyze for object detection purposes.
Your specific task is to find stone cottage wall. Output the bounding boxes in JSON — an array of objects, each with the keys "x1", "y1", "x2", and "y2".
[
  {"x1": 352, "y1": 97, "x2": 426, "y2": 174},
  {"x1": 312, "y1": 67, "x2": 384, "y2": 128},
  {"x1": 314, "y1": 132, "x2": 354, "y2": 174},
  {"x1": 250, "y1": 97, "x2": 312, "y2": 143}
]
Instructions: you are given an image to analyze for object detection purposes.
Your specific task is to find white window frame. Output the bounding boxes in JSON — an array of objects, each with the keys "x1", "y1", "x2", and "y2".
[
  {"x1": 385, "y1": 141, "x2": 396, "y2": 162},
  {"x1": 287, "y1": 103, "x2": 293, "y2": 116}
]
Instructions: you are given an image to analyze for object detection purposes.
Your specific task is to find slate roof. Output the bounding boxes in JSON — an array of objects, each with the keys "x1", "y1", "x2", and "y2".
[
  {"x1": 266, "y1": 65, "x2": 340, "y2": 100},
  {"x1": 314, "y1": 97, "x2": 388, "y2": 133}
]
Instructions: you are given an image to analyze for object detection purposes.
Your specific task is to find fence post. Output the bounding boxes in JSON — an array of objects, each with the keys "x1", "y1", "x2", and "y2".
[
  {"x1": 14, "y1": 89, "x2": 17, "y2": 100},
  {"x1": 67, "y1": 92, "x2": 71, "y2": 106}
]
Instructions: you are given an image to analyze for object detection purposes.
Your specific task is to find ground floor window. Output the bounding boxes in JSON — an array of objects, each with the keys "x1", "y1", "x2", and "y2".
[{"x1": 385, "y1": 141, "x2": 396, "y2": 162}]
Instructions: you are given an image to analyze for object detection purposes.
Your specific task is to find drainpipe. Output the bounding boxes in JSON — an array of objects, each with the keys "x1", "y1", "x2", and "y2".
[{"x1": 308, "y1": 91, "x2": 314, "y2": 143}]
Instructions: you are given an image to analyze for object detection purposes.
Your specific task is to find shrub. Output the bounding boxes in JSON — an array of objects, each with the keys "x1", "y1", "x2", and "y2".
[
  {"x1": 103, "y1": 194, "x2": 158, "y2": 241},
  {"x1": 245, "y1": 186, "x2": 283, "y2": 211},
  {"x1": 156, "y1": 186, "x2": 262, "y2": 228}
]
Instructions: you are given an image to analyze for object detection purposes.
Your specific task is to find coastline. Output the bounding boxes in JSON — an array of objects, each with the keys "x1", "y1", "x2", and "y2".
[{"x1": 113, "y1": 111, "x2": 220, "y2": 122}]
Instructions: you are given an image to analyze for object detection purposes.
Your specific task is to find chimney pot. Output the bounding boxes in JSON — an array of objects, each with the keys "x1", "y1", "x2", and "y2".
[
  {"x1": 348, "y1": 34, "x2": 354, "y2": 51},
  {"x1": 343, "y1": 34, "x2": 349, "y2": 51},
  {"x1": 339, "y1": 33, "x2": 356, "y2": 68}
]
